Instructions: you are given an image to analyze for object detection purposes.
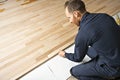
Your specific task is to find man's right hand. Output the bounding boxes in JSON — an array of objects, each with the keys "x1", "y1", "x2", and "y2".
[{"x1": 58, "y1": 51, "x2": 66, "y2": 58}]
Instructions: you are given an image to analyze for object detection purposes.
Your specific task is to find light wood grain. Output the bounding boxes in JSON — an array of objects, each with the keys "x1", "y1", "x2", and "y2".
[{"x1": 0, "y1": 0, "x2": 120, "y2": 80}]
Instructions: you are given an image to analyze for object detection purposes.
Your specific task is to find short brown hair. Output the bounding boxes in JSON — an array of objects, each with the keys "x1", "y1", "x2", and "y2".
[{"x1": 64, "y1": 0, "x2": 86, "y2": 13}]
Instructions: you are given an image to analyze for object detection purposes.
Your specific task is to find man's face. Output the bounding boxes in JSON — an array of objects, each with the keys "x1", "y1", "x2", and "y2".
[{"x1": 65, "y1": 7, "x2": 80, "y2": 26}]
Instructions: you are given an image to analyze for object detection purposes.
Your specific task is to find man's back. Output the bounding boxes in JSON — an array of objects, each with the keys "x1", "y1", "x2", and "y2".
[{"x1": 81, "y1": 13, "x2": 120, "y2": 67}]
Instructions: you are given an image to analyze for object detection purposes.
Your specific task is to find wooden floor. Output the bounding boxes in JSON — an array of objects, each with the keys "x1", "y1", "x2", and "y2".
[{"x1": 0, "y1": 0, "x2": 120, "y2": 80}]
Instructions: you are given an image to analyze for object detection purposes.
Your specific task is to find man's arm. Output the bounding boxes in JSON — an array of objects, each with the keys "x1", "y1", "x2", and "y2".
[{"x1": 58, "y1": 31, "x2": 89, "y2": 62}]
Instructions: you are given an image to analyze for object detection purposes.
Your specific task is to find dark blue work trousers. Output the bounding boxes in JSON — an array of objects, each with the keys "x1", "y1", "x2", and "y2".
[{"x1": 70, "y1": 59, "x2": 120, "y2": 80}]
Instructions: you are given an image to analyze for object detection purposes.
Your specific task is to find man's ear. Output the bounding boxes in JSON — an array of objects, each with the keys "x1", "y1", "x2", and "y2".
[{"x1": 73, "y1": 11, "x2": 81, "y2": 18}]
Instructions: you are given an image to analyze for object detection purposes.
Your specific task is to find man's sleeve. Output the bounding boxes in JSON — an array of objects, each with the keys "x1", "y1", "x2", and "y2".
[{"x1": 65, "y1": 31, "x2": 89, "y2": 62}]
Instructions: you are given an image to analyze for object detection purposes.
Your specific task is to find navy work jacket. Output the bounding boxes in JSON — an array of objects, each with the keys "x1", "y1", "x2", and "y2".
[{"x1": 65, "y1": 12, "x2": 120, "y2": 67}]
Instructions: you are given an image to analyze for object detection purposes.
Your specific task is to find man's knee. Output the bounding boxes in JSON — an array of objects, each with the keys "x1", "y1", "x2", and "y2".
[{"x1": 70, "y1": 67, "x2": 79, "y2": 78}]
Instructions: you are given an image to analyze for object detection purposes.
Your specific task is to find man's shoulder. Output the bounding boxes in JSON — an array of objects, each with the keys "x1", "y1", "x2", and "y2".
[{"x1": 90, "y1": 12, "x2": 111, "y2": 17}]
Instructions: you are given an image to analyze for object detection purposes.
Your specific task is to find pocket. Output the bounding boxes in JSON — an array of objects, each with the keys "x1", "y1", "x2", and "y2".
[{"x1": 100, "y1": 63, "x2": 117, "y2": 77}]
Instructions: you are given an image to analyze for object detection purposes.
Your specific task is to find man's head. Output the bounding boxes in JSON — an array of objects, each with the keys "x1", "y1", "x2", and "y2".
[{"x1": 64, "y1": 0, "x2": 86, "y2": 26}]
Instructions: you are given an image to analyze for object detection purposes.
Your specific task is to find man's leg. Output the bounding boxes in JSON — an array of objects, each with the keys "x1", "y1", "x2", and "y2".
[{"x1": 70, "y1": 59, "x2": 106, "y2": 80}]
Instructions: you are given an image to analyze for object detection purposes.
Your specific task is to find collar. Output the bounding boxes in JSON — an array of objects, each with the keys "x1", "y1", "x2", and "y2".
[{"x1": 79, "y1": 12, "x2": 90, "y2": 29}]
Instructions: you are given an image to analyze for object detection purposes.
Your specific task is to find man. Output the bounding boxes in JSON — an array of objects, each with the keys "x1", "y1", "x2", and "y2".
[{"x1": 58, "y1": 0, "x2": 120, "y2": 80}]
